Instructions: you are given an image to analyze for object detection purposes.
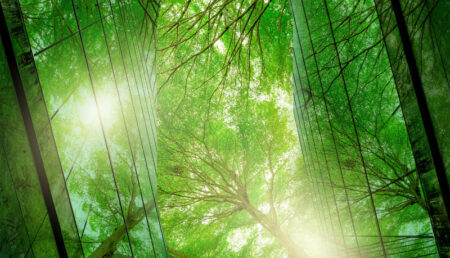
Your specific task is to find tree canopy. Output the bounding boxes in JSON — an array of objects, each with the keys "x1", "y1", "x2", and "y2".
[{"x1": 0, "y1": 0, "x2": 447, "y2": 256}]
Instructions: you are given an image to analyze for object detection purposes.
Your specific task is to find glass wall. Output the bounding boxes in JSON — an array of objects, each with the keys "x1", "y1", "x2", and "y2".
[
  {"x1": 0, "y1": 0, "x2": 166, "y2": 256},
  {"x1": 374, "y1": 0, "x2": 450, "y2": 254},
  {"x1": 291, "y1": 0, "x2": 447, "y2": 256}
]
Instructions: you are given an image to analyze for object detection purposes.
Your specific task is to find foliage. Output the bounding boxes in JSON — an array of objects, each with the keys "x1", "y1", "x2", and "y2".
[
  {"x1": 0, "y1": 0, "x2": 447, "y2": 256},
  {"x1": 156, "y1": 0, "x2": 314, "y2": 257},
  {"x1": 1, "y1": 0, "x2": 164, "y2": 257}
]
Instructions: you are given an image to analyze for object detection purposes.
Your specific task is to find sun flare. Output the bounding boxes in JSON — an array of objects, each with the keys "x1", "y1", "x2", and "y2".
[{"x1": 81, "y1": 90, "x2": 118, "y2": 130}]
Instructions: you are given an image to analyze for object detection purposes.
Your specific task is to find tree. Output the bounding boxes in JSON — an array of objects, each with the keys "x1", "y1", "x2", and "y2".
[
  {"x1": 155, "y1": 0, "x2": 317, "y2": 256},
  {"x1": 158, "y1": 87, "x2": 306, "y2": 257}
]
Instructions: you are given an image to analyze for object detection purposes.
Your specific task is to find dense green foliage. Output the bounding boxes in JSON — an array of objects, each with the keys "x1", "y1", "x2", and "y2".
[
  {"x1": 156, "y1": 0, "x2": 448, "y2": 257},
  {"x1": 291, "y1": 0, "x2": 440, "y2": 255},
  {"x1": 0, "y1": 0, "x2": 448, "y2": 256},
  {"x1": 156, "y1": 0, "x2": 316, "y2": 257},
  {"x1": 1, "y1": 0, "x2": 165, "y2": 257}
]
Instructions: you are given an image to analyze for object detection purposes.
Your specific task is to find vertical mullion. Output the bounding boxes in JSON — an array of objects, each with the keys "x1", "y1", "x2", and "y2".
[
  {"x1": 95, "y1": 1, "x2": 157, "y2": 256},
  {"x1": 70, "y1": 0, "x2": 135, "y2": 256},
  {"x1": 291, "y1": 7, "x2": 348, "y2": 254},
  {"x1": 122, "y1": 2, "x2": 168, "y2": 254},
  {"x1": 116, "y1": 1, "x2": 168, "y2": 255},
  {"x1": 389, "y1": 0, "x2": 449, "y2": 213},
  {"x1": 293, "y1": 64, "x2": 334, "y2": 243},
  {"x1": 294, "y1": 0, "x2": 362, "y2": 254},
  {"x1": 293, "y1": 94, "x2": 328, "y2": 236},
  {"x1": 321, "y1": 0, "x2": 387, "y2": 256},
  {"x1": 125, "y1": 4, "x2": 158, "y2": 161},
  {"x1": 116, "y1": 2, "x2": 156, "y2": 168},
  {"x1": 373, "y1": 0, "x2": 450, "y2": 255},
  {"x1": 294, "y1": 54, "x2": 340, "y2": 249}
]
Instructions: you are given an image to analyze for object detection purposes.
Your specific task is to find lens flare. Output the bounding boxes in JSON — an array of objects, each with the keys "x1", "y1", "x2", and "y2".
[{"x1": 81, "y1": 90, "x2": 117, "y2": 130}]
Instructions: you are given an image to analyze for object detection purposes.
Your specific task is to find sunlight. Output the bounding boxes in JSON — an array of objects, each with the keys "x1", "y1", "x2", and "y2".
[
  {"x1": 80, "y1": 90, "x2": 118, "y2": 130},
  {"x1": 297, "y1": 227, "x2": 340, "y2": 257},
  {"x1": 1, "y1": 0, "x2": 444, "y2": 256},
  {"x1": 214, "y1": 39, "x2": 225, "y2": 54},
  {"x1": 227, "y1": 228, "x2": 252, "y2": 252}
]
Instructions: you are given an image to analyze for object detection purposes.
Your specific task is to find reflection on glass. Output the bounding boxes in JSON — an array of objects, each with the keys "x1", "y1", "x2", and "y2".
[
  {"x1": 1, "y1": 0, "x2": 166, "y2": 257},
  {"x1": 291, "y1": 0, "x2": 442, "y2": 256}
]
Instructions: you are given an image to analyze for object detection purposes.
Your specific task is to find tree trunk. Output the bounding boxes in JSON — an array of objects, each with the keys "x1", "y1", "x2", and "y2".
[
  {"x1": 88, "y1": 202, "x2": 155, "y2": 258},
  {"x1": 168, "y1": 247, "x2": 188, "y2": 258},
  {"x1": 267, "y1": 225, "x2": 306, "y2": 258},
  {"x1": 242, "y1": 202, "x2": 307, "y2": 258}
]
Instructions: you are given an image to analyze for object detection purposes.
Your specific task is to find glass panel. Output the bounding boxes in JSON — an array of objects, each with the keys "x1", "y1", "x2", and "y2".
[
  {"x1": 1, "y1": 0, "x2": 166, "y2": 256},
  {"x1": 291, "y1": 0, "x2": 439, "y2": 255},
  {"x1": 0, "y1": 0, "x2": 82, "y2": 256}
]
